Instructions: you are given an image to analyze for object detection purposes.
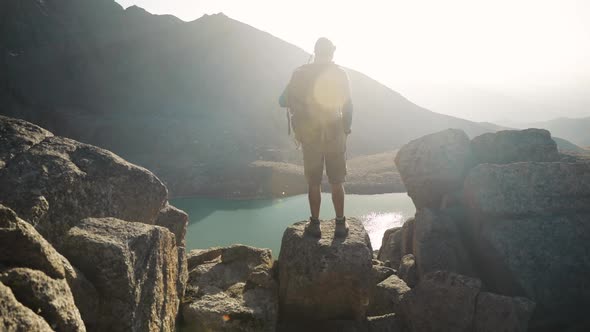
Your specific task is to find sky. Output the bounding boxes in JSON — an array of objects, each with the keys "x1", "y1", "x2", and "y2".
[{"x1": 116, "y1": 0, "x2": 590, "y2": 123}]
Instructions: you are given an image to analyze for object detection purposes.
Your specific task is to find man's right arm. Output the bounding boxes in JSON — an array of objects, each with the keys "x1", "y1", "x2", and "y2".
[{"x1": 279, "y1": 86, "x2": 288, "y2": 108}]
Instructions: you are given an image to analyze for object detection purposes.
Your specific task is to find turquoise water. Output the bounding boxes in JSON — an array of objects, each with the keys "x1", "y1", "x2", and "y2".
[{"x1": 171, "y1": 193, "x2": 416, "y2": 256}]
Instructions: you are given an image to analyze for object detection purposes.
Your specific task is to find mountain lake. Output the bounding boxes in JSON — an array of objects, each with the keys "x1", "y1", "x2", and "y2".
[{"x1": 172, "y1": 193, "x2": 416, "y2": 256}]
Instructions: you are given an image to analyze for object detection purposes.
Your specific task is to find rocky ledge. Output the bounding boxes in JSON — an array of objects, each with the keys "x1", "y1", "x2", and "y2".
[{"x1": 0, "y1": 115, "x2": 188, "y2": 332}]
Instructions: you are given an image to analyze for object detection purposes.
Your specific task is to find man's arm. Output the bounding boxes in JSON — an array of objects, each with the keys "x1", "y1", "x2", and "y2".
[
  {"x1": 279, "y1": 86, "x2": 288, "y2": 108},
  {"x1": 342, "y1": 71, "x2": 353, "y2": 134},
  {"x1": 343, "y1": 99, "x2": 353, "y2": 135}
]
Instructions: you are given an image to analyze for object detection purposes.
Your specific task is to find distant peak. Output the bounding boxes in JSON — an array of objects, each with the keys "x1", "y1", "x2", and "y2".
[
  {"x1": 199, "y1": 12, "x2": 229, "y2": 20},
  {"x1": 125, "y1": 5, "x2": 151, "y2": 16}
]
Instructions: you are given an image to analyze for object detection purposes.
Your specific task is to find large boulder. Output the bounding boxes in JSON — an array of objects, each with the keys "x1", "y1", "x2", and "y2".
[
  {"x1": 376, "y1": 227, "x2": 402, "y2": 267},
  {"x1": 0, "y1": 267, "x2": 85, "y2": 332},
  {"x1": 0, "y1": 204, "x2": 87, "y2": 331},
  {"x1": 0, "y1": 116, "x2": 168, "y2": 245},
  {"x1": 410, "y1": 209, "x2": 473, "y2": 280},
  {"x1": 464, "y1": 162, "x2": 590, "y2": 217},
  {"x1": 156, "y1": 203, "x2": 189, "y2": 247},
  {"x1": 0, "y1": 204, "x2": 65, "y2": 279},
  {"x1": 397, "y1": 254, "x2": 417, "y2": 288},
  {"x1": 471, "y1": 128, "x2": 559, "y2": 165},
  {"x1": 463, "y1": 161, "x2": 590, "y2": 328},
  {"x1": 60, "y1": 217, "x2": 183, "y2": 332},
  {"x1": 0, "y1": 116, "x2": 189, "y2": 331},
  {"x1": 181, "y1": 245, "x2": 277, "y2": 332},
  {"x1": 58, "y1": 254, "x2": 100, "y2": 331},
  {"x1": 395, "y1": 129, "x2": 473, "y2": 209},
  {"x1": 371, "y1": 260, "x2": 396, "y2": 285},
  {"x1": 402, "y1": 271, "x2": 482, "y2": 332},
  {"x1": 378, "y1": 218, "x2": 415, "y2": 270},
  {"x1": 0, "y1": 115, "x2": 53, "y2": 171},
  {"x1": 278, "y1": 218, "x2": 373, "y2": 321},
  {"x1": 401, "y1": 271, "x2": 535, "y2": 332},
  {"x1": 473, "y1": 292, "x2": 535, "y2": 332},
  {"x1": 368, "y1": 275, "x2": 410, "y2": 316},
  {"x1": 0, "y1": 281, "x2": 53, "y2": 332}
]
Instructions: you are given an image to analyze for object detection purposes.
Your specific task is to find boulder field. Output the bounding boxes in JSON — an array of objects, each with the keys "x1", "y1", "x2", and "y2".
[
  {"x1": 2, "y1": 115, "x2": 589, "y2": 332},
  {"x1": 380, "y1": 128, "x2": 590, "y2": 331},
  {"x1": 1, "y1": 116, "x2": 188, "y2": 332}
]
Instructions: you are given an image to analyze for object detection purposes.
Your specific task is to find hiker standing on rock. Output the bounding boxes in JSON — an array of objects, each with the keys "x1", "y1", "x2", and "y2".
[{"x1": 279, "y1": 37, "x2": 353, "y2": 238}]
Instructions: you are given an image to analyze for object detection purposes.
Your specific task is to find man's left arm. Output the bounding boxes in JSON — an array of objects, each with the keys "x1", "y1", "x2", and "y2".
[{"x1": 342, "y1": 71, "x2": 353, "y2": 135}]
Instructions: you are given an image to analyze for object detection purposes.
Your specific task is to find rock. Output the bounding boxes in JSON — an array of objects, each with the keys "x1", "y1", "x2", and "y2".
[
  {"x1": 60, "y1": 217, "x2": 183, "y2": 332},
  {"x1": 187, "y1": 247, "x2": 224, "y2": 269},
  {"x1": 397, "y1": 255, "x2": 417, "y2": 288},
  {"x1": 0, "y1": 119, "x2": 168, "y2": 245},
  {"x1": 464, "y1": 162, "x2": 590, "y2": 217},
  {"x1": 0, "y1": 117, "x2": 188, "y2": 331},
  {"x1": 0, "y1": 204, "x2": 64, "y2": 279},
  {"x1": 395, "y1": 129, "x2": 473, "y2": 209},
  {"x1": 377, "y1": 227, "x2": 402, "y2": 267},
  {"x1": 367, "y1": 313, "x2": 406, "y2": 332},
  {"x1": 0, "y1": 115, "x2": 53, "y2": 171},
  {"x1": 466, "y1": 212, "x2": 590, "y2": 328},
  {"x1": 278, "y1": 218, "x2": 373, "y2": 321},
  {"x1": 0, "y1": 280, "x2": 53, "y2": 332},
  {"x1": 156, "y1": 203, "x2": 188, "y2": 247},
  {"x1": 474, "y1": 292, "x2": 536, "y2": 332},
  {"x1": 182, "y1": 245, "x2": 277, "y2": 332},
  {"x1": 398, "y1": 218, "x2": 415, "y2": 263},
  {"x1": 411, "y1": 209, "x2": 473, "y2": 279},
  {"x1": 463, "y1": 162, "x2": 590, "y2": 328},
  {"x1": 368, "y1": 275, "x2": 410, "y2": 316},
  {"x1": 378, "y1": 217, "x2": 416, "y2": 270},
  {"x1": 156, "y1": 204, "x2": 188, "y2": 304},
  {"x1": 402, "y1": 271, "x2": 482, "y2": 332},
  {"x1": 176, "y1": 247, "x2": 189, "y2": 303},
  {"x1": 372, "y1": 261, "x2": 396, "y2": 284},
  {"x1": 278, "y1": 319, "x2": 368, "y2": 332},
  {"x1": 471, "y1": 128, "x2": 559, "y2": 164},
  {"x1": 58, "y1": 254, "x2": 100, "y2": 331},
  {"x1": 0, "y1": 267, "x2": 85, "y2": 332}
]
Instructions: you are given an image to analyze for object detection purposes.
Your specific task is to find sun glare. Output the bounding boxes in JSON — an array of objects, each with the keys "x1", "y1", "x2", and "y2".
[{"x1": 117, "y1": 0, "x2": 590, "y2": 121}]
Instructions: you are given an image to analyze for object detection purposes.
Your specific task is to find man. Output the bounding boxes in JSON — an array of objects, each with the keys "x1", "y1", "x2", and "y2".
[{"x1": 279, "y1": 37, "x2": 353, "y2": 238}]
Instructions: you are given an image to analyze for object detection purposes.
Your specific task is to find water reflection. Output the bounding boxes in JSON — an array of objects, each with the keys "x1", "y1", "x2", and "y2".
[
  {"x1": 361, "y1": 212, "x2": 405, "y2": 249},
  {"x1": 172, "y1": 193, "x2": 415, "y2": 255}
]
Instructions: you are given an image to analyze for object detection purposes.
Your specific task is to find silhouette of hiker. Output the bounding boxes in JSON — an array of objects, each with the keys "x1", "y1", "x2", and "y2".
[{"x1": 279, "y1": 37, "x2": 353, "y2": 238}]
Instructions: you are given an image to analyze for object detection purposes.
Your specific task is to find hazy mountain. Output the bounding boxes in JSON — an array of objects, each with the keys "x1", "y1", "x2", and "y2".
[
  {"x1": 0, "y1": 0, "x2": 546, "y2": 196},
  {"x1": 506, "y1": 117, "x2": 590, "y2": 148}
]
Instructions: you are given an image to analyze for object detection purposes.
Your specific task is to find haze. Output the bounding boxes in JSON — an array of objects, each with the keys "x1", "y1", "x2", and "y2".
[{"x1": 116, "y1": 0, "x2": 590, "y2": 123}]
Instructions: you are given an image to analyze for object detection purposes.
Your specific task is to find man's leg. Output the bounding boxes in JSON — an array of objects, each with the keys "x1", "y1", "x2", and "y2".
[
  {"x1": 326, "y1": 149, "x2": 348, "y2": 237},
  {"x1": 302, "y1": 144, "x2": 324, "y2": 237},
  {"x1": 308, "y1": 183, "x2": 322, "y2": 219},
  {"x1": 330, "y1": 182, "x2": 345, "y2": 219}
]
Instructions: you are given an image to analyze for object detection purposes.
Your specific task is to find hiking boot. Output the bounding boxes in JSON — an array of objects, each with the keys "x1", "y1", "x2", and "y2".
[
  {"x1": 335, "y1": 217, "x2": 349, "y2": 238},
  {"x1": 304, "y1": 217, "x2": 321, "y2": 238}
]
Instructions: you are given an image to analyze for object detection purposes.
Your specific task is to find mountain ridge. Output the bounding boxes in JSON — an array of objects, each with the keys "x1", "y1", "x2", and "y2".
[{"x1": 0, "y1": 0, "x2": 583, "y2": 196}]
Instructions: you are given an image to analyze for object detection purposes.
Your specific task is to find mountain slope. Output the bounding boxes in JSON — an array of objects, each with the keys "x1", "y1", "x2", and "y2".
[
  {"x1": 521, "y1": 117, "x2": 590, "y2": 147},
  {"x1": 0, "y1": 0, "x2": 509, "y2": 196}
]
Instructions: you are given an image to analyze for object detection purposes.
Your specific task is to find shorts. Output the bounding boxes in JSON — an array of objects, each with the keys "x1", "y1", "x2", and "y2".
[{"x1": 302, "y1": 143, "x2": 347, "y2": 185}]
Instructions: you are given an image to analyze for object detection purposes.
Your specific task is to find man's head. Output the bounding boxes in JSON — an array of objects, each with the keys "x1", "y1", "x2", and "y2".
[{"x1": 314, "y1": 37, "x2": 336, "y2": 61}]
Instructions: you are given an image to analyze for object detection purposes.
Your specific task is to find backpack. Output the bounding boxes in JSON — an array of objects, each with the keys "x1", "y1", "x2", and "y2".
[{"x1": 285, "y1": 63, "x2": 347, "y2": 148}]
